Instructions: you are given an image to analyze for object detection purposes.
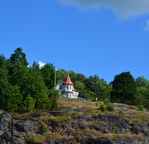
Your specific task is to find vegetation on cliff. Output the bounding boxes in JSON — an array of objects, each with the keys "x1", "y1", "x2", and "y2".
[
  {"x1": 1, "y1": 97, "x2": 149, "y2": 143},
  {"x1": 1, "y1": 47, "x2": 149, "y2": 112}
]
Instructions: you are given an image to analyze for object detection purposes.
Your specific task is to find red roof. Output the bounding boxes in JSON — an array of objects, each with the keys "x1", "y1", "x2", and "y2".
[
  {"x1": 65, "y1": 74, "x2": 73, "y2": 85},
  {"x1": 72, "y1": 85, "x2": 75, "y2": 91}
]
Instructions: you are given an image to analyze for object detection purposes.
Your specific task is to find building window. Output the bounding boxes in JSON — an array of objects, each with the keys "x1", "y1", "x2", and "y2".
[{"x1": 60, "y1": 85, "x2": 62, "y2": 89}]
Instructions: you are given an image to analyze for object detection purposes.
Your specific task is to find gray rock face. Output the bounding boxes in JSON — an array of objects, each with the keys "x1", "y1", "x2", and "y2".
[
  {"x1": 15, "y1": 120, "x2": 34, "y2": 132},
  {"x1": 92, "y1": 114, "x2": 131, "y2": 133},
  {"x1": 86, "y1": 137, "x2": 113, "y2": 144},
  {"x1": 0, "y1": 109, "x2": 149, "y2": 144},
  {"x1": 0, "y1": 111, "x2": 13, "y2": 144}
]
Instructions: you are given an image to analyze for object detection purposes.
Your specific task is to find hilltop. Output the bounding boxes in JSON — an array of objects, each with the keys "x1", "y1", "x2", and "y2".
[{"x1": 1, "y1": 97, "x2": 149, "y2": 144}]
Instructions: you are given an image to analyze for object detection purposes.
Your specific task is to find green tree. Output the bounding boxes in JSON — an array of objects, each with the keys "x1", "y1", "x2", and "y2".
[
  {"x1": 84, "y1": 75, "x2": 110, "y2": 100},
  {"x1": 98, "y1": 79, "x2": 112, "y2": 101},
  {"x1": 32, "y1": 61, "x2": 40, "y2": 70},
  {"x1": 56, "y1": 69, "x2": 68, "y2": 82},
  {"x1": 134, "y1": 76, "x2": 149, "y2": 109},
  {"x1": 48, "y1": 88, "x2": 59, "y2": 110},
  {"x1": 23, "y1": 68, "x2": 49, "y2": 110},
  {"x1": 110, "y1": 72, "x2": 136, "y2": 104},
  {"x1": 135, "y1": 76, "x2": 149, "y2": 88},
  {"x1": 85, "y1": 91, "x2": 97, "y2": 101},
  {"x1": 69, "y1": 70, "x2": 77, "y2": 82},
  {"x1": 135, "y1": 87, "x2": 149, "y2": 108},
  {"x1": 84, "y1": 75, "x2": 100, "y2": 98},
  {"x1": 75, "y1": 73, "x2": 86, "y2": 83},
  {"x1": 0, "y1": 55, "x2": 9, "y2": 97},
  {"x1": 23, "y1": 94, "x2": 36, "y2": 113},
  {"x1": 40, "y1": 63, "x2": 55, "y2": 89},
  {"x1": 7, "y1": 48, "x2": 29, "y2": 86},
  {"x1": 74, "y1": 80, "x2": 86, "y2": 98},
  {"x1": 1, "y1": 85, "x2": 22, "y2": 112},
  {"x1": 9, "y1": 47, "x2": 28, "y2": 66}
]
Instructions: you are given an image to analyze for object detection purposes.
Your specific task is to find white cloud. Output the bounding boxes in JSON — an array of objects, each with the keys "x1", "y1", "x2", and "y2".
[
  {"x1": 58, "y1": 0, "x2": 149, "y2": 18},
  {"x1": 38, "y1": 61, "x2": 46, "y2": 68}
]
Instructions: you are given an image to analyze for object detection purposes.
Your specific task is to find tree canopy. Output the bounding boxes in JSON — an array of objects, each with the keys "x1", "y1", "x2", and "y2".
[
  {"x1": 110, "y1": 72, "x2": 136, "y2": 104},
  {"x1": 1, "y1": 47, "x2": 149, "y2": 112}
]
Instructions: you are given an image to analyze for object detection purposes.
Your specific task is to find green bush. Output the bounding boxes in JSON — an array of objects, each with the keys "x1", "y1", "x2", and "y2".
[
  {"x1": 99, "y1": 103, "x2": 107, "y2": 112},
  {"x1": 137, "y1": 105, "x2": 145, "y2": 111},
  {"x1": 32, "y1": 109, "x2": 41, "y2": 117},
  {"x1": 106, "y1": 104, "x2": 114, "y2": 111},
  {"x1": 26, "y1": 136, "x2": 37, "y2": 144},
  {"x1": 48, "y1": 88, "x2": 59, "y2": 110},
  {"x1": 104, "y1": 98, "x2": 110, "y2": 105},
  {"x1": 39, "y1": 122, "x2": 47, "y2": 134}
]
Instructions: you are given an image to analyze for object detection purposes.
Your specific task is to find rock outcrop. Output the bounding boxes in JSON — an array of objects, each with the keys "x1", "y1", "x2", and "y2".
[{"x1": 0, "y1": 101, "x2": 149, "y2": 144}]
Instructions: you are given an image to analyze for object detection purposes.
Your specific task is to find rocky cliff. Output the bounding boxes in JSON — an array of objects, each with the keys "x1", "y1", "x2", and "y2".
[{"x1": 0, "y1": 97, "x2": 149, "y2": 144}]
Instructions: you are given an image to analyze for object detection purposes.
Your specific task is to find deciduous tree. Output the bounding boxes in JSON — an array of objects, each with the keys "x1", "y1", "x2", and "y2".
[{"x1": 110, "y1": 72, "x2": 136, "y2": 104}]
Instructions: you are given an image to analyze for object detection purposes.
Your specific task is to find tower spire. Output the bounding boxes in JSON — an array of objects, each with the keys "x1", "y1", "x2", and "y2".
[{"x1": 65, "y1": 74, "x2": 73, "y2": 84}]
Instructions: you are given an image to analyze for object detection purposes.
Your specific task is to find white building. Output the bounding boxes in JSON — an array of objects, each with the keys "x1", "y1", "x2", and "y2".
[{"x1": 56, "y1": 74, "x2": 79, "y2": 99}]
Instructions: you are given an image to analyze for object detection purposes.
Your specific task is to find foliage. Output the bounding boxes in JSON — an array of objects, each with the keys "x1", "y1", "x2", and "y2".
[
  {"x1": 110, "y1": 123, "x2": 116, "y2": 133},
  {"x1": 99, "y1": 103, "x2": 107, "y2": 112},
  {"x1": 23, "y1": 94, "x2": 36, "y2": 112},
  {"x1": 99, "y1": 100, "x2": 114, "y2": 112},
  {"x1": 103, "y1": 98, "x2": 110, "y2": 105},
  {"x1": 39, "y1": 122, "x2": 48, "y2": 134},
  {"x1": 110, "y1": 72, "x2": 136, "y2": 105},
  {"x1": 0, "y1": 48, "x2": 50, "y2": 112},
  {"x1": 25, "y1": 68, "x2": 49, "y2": 110},
  {"x1": 2, "y1": 47, "x2": 149, "y2": 112},
  {"x1": 48, "y1": 88, "x2": 59, "y2": 110},
  {"x1": 134, "y1": 87, "x2": 149, "y2": 108},
  {"x1": 106, "y1": 104, "x2": 114, "y2": 112},
  {"x1": 134, "y1": 76, "x2": 149, "y2": 109},
  {"x1": 135, "y1": 76, "x2": 149, "y2": 88},
  {"x1": 26, "y1": 136, "x2": 37, "y2": 144},
  {"x1": 40, "y1": 63, "x2": 55, "y2": 89},
  {"x1": 86, "y1": 107, "x2": 95, "y2": 114},
  {"x1": 1, "y1": 85, "x2": 22, "y2": 112},
  {"x1": 32, "y1": 109, "x2": 41, "y2": 117},
  {"x1": 85, "y1": 91, "x2": 97, "y2": 101},
  {"x1": 0, "y1": 55, "x2": 9, "y2": 103},
  {"x1": 137, "y1": 105, "x2": 145, "y2": 111},
  {"x1": 9, "y1": 47, "x2": 28, "y2": 67},
  {"x1": 74, "y1": 80, "x2": 86, "y2": 98},
  {"x1": 84, "y1": 75, "x2": 111, "y2": 101}
]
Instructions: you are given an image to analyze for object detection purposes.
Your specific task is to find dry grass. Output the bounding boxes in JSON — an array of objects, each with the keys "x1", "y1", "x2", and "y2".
[
  {"x1": 102, "y1": 133, "x2": 143, "y2": 138},
  {"x1": 40, "y1": 114, "x2": 72, "y2": 123},
  {"x1": 68, "y1": 128, "x2": 143, "y2": 139},
  {"x1": 58, "y1": 98, "x2": 99, "y2": 110},
  {"x1": 34, "y1": 132, "x2": 75, "y2": 143},
  {"x1": 59, "y1": 98, "x2": 149, "y2": 123},
  {"x1": 87, "y1": 121, "x2": 106, "y2": 126},
  {"x1": 134, "y1": 142, "x2": 142, "y2": 144},
  {"x1": 124, "y1": 111, "x2": 149, "y2": 123}
]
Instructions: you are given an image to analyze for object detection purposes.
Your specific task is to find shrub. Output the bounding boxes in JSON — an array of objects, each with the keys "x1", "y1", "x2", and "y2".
[
  {"x1": 104, "y1": 98, "x2": 110, "y2": 105},
  {"x1": 48, "y1": 88, "x2": 59, "y2": 110},
  {"x1": 137, "y1": 105, "x2": 145, "y2": 111},
  {"x1": 106, "y1": 104, "x2": 114, "y2": 112},
  {"x1": 39, "y1": 122, "x2": 48, "y2": 134},
  {"x1": 99, "y1": 103, "x2": 107, "y2": 112},
  {"x1": 86, "y1": 107, "x2": 94, "y2": 114},
  {"x1": 32, "y1": 109, "x2": 41, "y2": 117},
  {"x1": 110, "y1": 123, "x2": 116, "y2": 133},
  {"x1": 23, "y1": 94, "x2": 36, "y2": 112},
  {"x1": 26, "y1": 136, "x2": 37, "y2": 144}
]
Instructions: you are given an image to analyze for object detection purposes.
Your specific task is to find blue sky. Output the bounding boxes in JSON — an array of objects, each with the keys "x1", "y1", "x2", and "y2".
[{"x1": 1, "y1": 0, "x2": 149, "y2": 82}]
